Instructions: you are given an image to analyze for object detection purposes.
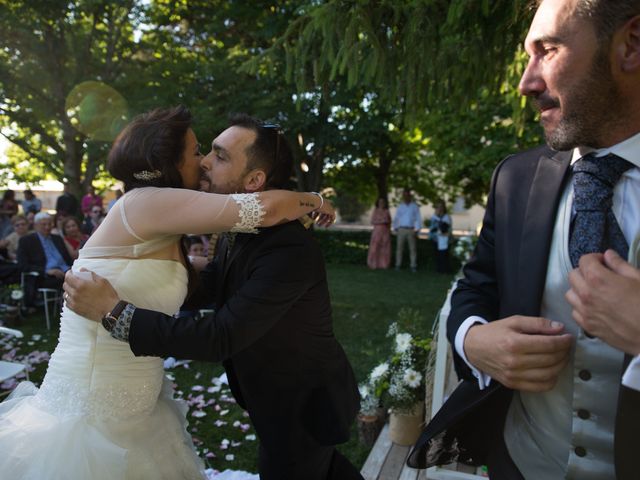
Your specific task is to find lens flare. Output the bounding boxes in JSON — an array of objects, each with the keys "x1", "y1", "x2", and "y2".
[{"x1": 65, "y1": 81, "x2": 129, "y2": 141}]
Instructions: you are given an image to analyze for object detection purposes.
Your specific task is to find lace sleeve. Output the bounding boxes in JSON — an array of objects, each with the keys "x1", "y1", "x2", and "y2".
[{"x1": 230, "y1": 193, "x2": 265, "y2": 233}]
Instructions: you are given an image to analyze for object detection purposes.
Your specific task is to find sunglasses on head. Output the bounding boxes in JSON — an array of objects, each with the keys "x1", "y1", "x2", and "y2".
[{"x1": 262, "y1": 123, "x2": 283, "y2": 163}]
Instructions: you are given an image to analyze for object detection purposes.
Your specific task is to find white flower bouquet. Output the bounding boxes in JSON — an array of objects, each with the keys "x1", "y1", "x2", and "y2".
[
  {"x1": 453, "y1": 235, "x2": 477, "y2": 264},
  {"x1": 362, "y1": 309, "x2": 431, "y2": 415}
]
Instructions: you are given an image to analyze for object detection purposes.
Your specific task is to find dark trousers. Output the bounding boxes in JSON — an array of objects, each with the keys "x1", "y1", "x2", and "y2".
[
  {"x1": 258, "y1": 444, "x2": 363, "y2": 480},
  {"x1": 23, "y1": 274, "x2": 62, "y2": 307},
  {"x1": 435, "y1": 249, "x2": 450, "y2": 273}
]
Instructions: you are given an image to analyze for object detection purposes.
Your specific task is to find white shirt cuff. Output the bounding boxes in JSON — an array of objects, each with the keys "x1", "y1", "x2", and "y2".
[
  {"x1": 622, "y1": 355, "x2": 640, "y2": 391},
  {"x1": 454, "y1": 316, "x2": 493, "y2": 390}
]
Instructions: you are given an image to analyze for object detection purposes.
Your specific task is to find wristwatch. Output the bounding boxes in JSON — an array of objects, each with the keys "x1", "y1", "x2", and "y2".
[{"x1": 101, "y1": 300, "x2": 129, "y2": 332}]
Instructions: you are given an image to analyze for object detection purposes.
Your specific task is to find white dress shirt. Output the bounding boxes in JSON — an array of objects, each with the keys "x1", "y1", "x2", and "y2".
[
  {"x1": 455, "y1": 132, "x2": 640, "y2": 391},
  {"x1": 392, "y1": 202, "x2": 422, "y2": 231}
]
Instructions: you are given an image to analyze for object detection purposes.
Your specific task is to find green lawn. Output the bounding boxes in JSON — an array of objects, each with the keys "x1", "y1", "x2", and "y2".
[{"x1": 0, "y1": 262, "x2": 455, "y2": 473}]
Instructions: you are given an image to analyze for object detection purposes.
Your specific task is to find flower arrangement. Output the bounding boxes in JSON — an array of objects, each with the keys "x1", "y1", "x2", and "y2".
[
  {"x1": 1, "y1": 284, "x2": 23, "y2": 303},
  {"x1": 361, "y1": 308, "x2": 431, "y2": 415},
  {"x1": 453, "y1": 235, "x2": 477, "y2": 264}
]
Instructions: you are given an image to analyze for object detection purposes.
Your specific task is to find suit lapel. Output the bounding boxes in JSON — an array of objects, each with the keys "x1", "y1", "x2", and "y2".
[
  {"x1": 222, "y1": 233, "x2": 252, "y2": 283},
  {"x1": 516, "y1": 150, "x2": 571, "y2": 314}
]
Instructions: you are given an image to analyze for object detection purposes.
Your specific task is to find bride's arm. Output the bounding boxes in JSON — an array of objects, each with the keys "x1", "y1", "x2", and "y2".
[{"x1": 121, "y1": 187, "x2": 334, "y2": 238}]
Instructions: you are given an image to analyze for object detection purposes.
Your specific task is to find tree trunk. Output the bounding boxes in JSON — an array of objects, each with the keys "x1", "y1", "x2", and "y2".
[{"x1": 373, "y1": 149, "x2": 394, "y2": 203}]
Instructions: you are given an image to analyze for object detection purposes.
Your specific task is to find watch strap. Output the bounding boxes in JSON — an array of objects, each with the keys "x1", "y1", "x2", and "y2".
[{"x1": 101, "y1": 300, "x2": 129, "y2": 332}]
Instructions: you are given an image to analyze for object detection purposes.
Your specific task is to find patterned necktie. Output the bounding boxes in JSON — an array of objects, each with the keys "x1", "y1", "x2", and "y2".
[
  {"x1": 569, "y1": 152, "x2": 633, "y2": 268},
  {"x1": 207, "y1": 233, "x2": 219, "y2": 262}
]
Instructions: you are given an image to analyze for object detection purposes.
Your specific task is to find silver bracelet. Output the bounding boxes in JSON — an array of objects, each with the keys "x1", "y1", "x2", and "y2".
[{"x1": 310, "y1": 192, "x2": 324, "y2": 212}]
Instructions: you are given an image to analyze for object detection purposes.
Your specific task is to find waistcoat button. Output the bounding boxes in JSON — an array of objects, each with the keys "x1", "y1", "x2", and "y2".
[
  {"x1": 579, "y1": 369, "x2": 591, "y2": 381},
  {"x1": 575, "y1": 446, "x2": 587, "y2": 457},
  {"x1": 577, "y1": 409, "x2": 590, "y2": 420}
]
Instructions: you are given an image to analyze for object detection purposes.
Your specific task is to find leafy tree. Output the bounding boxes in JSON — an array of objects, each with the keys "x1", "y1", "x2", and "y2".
[
  {"x1": 0, "y1": 0, "x2": 144, "y2": 196},
  {"x1": 262, "y1": 0, "x2": 535, "y2": 117}
]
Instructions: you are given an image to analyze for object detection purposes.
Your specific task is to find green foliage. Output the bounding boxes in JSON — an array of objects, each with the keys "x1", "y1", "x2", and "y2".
[
  {"x1": 0, "y1": 0, "x2": 146, "y2": 195},
  {"x1": 0, "y1": 0, "x2": 544, "y2": 210},
  {"x1": 259, "y1": 0, "x2": 534, "y2": 118}
]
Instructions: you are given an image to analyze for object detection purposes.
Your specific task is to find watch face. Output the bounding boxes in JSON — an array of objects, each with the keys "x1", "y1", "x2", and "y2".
[{"x1": 102, "y1": 315, "x2": 116, "y2": 332}]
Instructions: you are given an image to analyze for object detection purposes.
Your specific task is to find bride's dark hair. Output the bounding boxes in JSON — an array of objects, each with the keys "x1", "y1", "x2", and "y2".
[
  {"x1": 108, "y1": 105, "x2": 198, "y2": 297},
  {"x1": 108, "y1": 105, "x2": 192, "y2": 192}
]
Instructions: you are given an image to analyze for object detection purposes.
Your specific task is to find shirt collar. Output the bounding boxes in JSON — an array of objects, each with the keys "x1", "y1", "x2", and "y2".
[{"x1": 571, "y1": 131, "x2": 640, "y2": 169}]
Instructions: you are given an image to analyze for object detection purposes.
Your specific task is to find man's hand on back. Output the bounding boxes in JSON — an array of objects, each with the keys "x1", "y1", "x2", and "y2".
[{"x1": 63, "y1": 270, "x2": 121, "y2": 322}]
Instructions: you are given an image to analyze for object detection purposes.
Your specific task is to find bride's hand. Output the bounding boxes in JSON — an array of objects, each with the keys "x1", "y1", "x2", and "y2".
[{"x1": 313, "y1": 199, "x2": 336, "y2": 227}]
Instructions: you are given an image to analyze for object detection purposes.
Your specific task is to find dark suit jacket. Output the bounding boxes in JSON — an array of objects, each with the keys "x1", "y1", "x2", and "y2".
[
  {"x1": 128, "y1": 221, "x2": 360, "y2": 456},
  {"x1": 17, "y1": 232, "x2": 73, "y2": 275},
  {"x1": 408, "y1": 145, "x2": 639, "y2": 479}
]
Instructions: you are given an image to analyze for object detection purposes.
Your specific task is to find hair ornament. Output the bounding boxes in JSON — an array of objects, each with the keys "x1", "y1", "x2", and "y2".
[{"x1": 132, "y1": 169, "x2": 162, "y2": 181}]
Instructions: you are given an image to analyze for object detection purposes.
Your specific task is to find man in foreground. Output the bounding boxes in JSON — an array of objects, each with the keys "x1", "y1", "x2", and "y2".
[{"x1": 409, "y1": 1, "x2": 640, "y2": 479}]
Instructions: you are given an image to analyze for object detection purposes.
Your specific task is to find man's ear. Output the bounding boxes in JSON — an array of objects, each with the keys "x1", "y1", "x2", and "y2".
[
  {"x1": 243, "y1": 169, "x2": 267, "y2": 192},
  {"x1": 617, "y1": 15, "x2": 640, "y2": 72}
]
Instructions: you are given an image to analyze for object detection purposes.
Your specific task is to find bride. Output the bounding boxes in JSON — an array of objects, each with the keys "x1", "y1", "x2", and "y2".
[{"x1": 0, "y1": 105, "x2": 335, "y2": 479}]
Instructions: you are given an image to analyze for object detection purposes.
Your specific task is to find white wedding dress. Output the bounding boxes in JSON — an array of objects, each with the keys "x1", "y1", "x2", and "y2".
[
  {"x1": 0, "y1": 234, "x2": 207, "y2": 479},
  {"x1": 0, "y1": 186, "x2": 271, "y2": 480}
]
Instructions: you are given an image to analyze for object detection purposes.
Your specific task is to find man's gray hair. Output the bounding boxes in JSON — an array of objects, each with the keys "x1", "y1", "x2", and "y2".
[
  {"x1": 34, "y1": 212, "x2": 51, "y2": 223},
  {"x1": 575, "y1": 0, "x2": 640, "y2": 45}
]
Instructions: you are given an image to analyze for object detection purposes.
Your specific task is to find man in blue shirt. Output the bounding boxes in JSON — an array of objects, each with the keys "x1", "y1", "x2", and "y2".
[{"x1": 392, "y1": 188, "x2": 422, "y2": 272}]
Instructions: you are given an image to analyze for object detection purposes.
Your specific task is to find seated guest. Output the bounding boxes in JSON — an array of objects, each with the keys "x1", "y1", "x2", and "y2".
[
  {"x1": 21, "y1": 189, "x2": 42, "y2": 214},
  {"x1": 186, "y1": 235, "x2": 205, "y2": 258},
  {"x1": 0, "y1": 215, "x2": 30, "y2": 262},
  {"x1": 25, "y1": 211, "x2": 35, "y2": 231},
  {"x1": 17, "y1": 212, "x2": 72, "y2": 307},
  {"x1": 81, "y1": 206, "x2": 103, "y2": 236},
  {"x1": 51, "y1": 211, "x2": 70, "y2": 236},
  {"x1": 62, "y1": 217, "x2": 88, "y2": 259},
  {"x1": 0, "y1": 190, "x2": 19, "y2": 238}
]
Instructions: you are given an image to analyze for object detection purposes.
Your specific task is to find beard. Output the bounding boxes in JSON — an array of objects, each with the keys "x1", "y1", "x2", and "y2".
[
  {"x1": 207, "y1": 178, "x2": 246, "y2": 195},
  {"x1": 541, "y1": 47, "x2": 627, "y2": 150}
]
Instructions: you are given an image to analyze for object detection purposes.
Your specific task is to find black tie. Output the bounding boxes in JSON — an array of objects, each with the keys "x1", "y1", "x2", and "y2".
[{"x1": 569, "y1": 152, "x2": 633, "y2": 268}]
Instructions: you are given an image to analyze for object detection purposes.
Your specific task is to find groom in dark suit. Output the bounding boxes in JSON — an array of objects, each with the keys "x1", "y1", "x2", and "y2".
[
  {"x1": 408, "y1": 1, "x2": 640, "y2": 479},
  {"x1": 64, "y1": 115, "x2": 362, "y2": 480}
]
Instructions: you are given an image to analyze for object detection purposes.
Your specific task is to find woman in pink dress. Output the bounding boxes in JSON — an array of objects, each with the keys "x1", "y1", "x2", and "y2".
[{"x1": 367, "y1": 197, "x2": 392, "y2": 269}]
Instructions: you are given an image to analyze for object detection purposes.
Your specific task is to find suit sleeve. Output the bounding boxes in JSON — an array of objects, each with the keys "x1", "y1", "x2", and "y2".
[
  {"x1": 129, "y1": 236, "x2": 313, "y2": 361},
  {"x1": 447, "y1": 159, "x2": 506, "y2": 380},
  {"x1": 17, "y1": 236, "x2": 44, "y2": 274}
]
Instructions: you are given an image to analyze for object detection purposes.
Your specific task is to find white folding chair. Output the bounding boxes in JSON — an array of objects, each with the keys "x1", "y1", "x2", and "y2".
[
  {"x1": 0, "y1": 326, "x2": 29, "y2": 396},
  {"x1": 20, "y1": 271, "x2": 61, "y2": 329},
  {"x1": 38, "y1": 287, "x2": 61, "y2": 330}
]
